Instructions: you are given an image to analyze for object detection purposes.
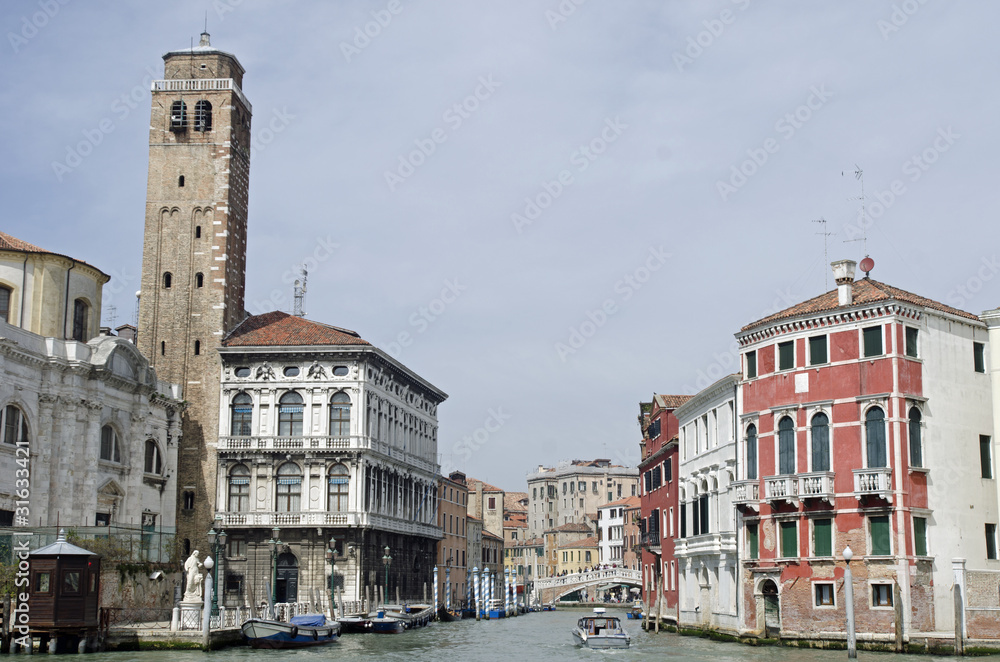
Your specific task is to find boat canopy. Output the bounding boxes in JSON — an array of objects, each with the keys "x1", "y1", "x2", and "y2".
[{"x1": 290, "y1": 614, "x2": 326, "y2": 627}]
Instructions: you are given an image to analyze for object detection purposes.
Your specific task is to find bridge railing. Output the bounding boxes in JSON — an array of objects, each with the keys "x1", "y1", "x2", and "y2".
[{"x1": 535, "y1": 568, "x2": 640, "y2": 591}]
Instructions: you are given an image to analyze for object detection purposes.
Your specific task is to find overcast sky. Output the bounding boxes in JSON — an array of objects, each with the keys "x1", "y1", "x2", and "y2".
[{"x1": 2, "y1": 1, "x2": 998, "y2": 491}]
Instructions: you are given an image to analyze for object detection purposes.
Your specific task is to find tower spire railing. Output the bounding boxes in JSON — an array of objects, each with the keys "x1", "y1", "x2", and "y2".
[{"x1": 152, "y1": 78, "x2": 252, "y2": 112}]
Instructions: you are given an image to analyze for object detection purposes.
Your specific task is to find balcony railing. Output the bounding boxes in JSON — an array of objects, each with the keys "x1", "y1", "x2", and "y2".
[
  {"x1": 731, "y1": 479, "x2": 760, "y2": 510},
  {"x1": 218, "y1": 434, "x2": 438, "y2": 474},
  {"x1": 853, "y1": 468, "x2": 893, "y2": 503},
  {"x1": 640, "y1": 531, "x2": 660, "y2": 547},
  {"x1": 764, "y1": 475, "x2": 798, "y2": 504},
  {"x1": 152, "y1": 78, "x2": 252, "y2": 112},
  {"x1": 217, "y1": 510, "x2": 443, "y2": 539},
  {"x1": 797, "y1": 471, "x2": 836, "y2": 504}
]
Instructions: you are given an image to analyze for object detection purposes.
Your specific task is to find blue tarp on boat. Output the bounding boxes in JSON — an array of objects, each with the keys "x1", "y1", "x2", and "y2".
[{"x1": 290, "y1": 614, "x2": 326, "y2": 627}]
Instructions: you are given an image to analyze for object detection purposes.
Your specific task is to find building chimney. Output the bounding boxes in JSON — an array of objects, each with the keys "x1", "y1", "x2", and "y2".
[{"x1": 831, "y1": 259, "x2": 857, "y2": 306}]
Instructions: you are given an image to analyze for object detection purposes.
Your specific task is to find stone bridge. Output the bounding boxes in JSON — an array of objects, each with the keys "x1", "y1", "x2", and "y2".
[{"x1": 534, "y1": 568, "x2": 641, "y2": 604}]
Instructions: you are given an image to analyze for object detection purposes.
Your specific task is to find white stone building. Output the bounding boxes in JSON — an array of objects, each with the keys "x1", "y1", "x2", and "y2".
[
  {"x1": 526, "y1": 459, "x2": 639, "y2": 538},
  {"x1": 675, "y1": 373, "x2": 739, "y2": 633},
  {"x1": 0, "y1": 231, "x2": 182, "y2": 551},
  {"x1": 597, "y1": 496, "x2": 637, "y2": 566},
  {"x1": 213, "y1": 311, "x2": 446, "y2": 606}
]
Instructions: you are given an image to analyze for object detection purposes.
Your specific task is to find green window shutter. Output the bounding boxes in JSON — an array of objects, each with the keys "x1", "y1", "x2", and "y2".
[
  {"x1": 863, "y1": 326, "x2": 883, "y2": 357},
  {"x1": 913, "y1": 517, "x2": 927, "y2": 557},
  {"x1": 781, "y1": 521, "x2": 797, "y2": 558},
  {"x1": 905, "y1": 327, "x2": 918, "y2": 358},
  {"x1": 981, "y1": 435, "x2": 993, "y2": 479},
  {"x1": 746, "y1": 351, "x2": 757, "y2": 378},
  {"x1": 813, "y1": 519, "x2": 832, "y2": 557},
  {"x1": 748, "y1": 524, "x2": 759, "y2": 559},
  {"x1": 870, "y1": 516, "x2": 890, "y2": 556},
  {"x1": 778, "y1": 341, "x2": 794, "y2": 370},
  {"x1": 809, "y1": 335, "x2": 827, "y2": 365}
]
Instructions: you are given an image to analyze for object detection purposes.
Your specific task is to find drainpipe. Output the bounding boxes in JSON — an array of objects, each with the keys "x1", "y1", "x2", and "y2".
[
  {"x1": 18, "y1": 255, "x2": 27, "y2": 327},
  {"x1": 733, "y1": 380, "x2": 740, "y2": 624},
  {"x1": 63, "y1": 262, "x2": 76, "y2": 339}
]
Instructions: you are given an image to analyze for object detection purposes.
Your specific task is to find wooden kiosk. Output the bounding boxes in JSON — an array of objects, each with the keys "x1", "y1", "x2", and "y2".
[{"x1": 24, "y1": 529, "x2": 101, "y2": 653}]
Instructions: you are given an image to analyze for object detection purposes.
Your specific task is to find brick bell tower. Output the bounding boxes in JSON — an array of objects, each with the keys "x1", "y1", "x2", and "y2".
[{"x1": 137, "y1": 32, "x2": 251, "y2": 553}]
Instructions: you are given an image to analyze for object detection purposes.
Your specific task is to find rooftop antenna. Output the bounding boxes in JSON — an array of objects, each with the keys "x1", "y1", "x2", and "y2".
[
  {"x1": 812, "y1": 218, "x2": 832, "y2": 290},
  {"x1": 842, "y1": 165, "x2": 868, "y2": 257},
  {"x1": 105, "y1": 304, "x2": 118, "y2": 328},
  {"x1": 204, "y1": 11, "x2": 208, "y2": 34},
  {"x1": 292, "y1": 266, "x2": 308, "y2": 317}
]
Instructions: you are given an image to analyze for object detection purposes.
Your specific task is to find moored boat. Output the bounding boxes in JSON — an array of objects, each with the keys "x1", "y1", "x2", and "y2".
[
  {"x1": 571, "y1": 608, "x2": 630, "y2": 649},
  {"x1": 438, "y1": 606, "x2": 462, "y2": 622},
  {"x1": 338, "y1": 616, "x2": 373, "y2": 634},
  {"x1": 241, "y1": 614, "x2": 340, "y2": 649},
  {"x1": 371, "y1": 609, "x2": 406, "y2": 634}
]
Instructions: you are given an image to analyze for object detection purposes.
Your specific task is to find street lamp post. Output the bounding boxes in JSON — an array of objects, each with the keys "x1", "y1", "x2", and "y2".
[
  {"x1": 206, "y1": 527, "x2": 228, "y2": 616},
  {"x1": 844, "y1": 546, "x2": 857, "y2": 659},
  {"x1": 268, "y1": 526, "x2": 282, "y2": 605},
  {"x1": 382, "y1": 546, "x2": 392, "y2": 606},
  {"x1": 325, "y1": 538, "x2": 336, "y2": 618}
]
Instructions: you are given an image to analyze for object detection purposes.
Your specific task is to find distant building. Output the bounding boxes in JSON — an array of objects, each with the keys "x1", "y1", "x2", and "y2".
[
  {"x1": 466, "y1": 514, "x2": 483, "y2": 583},
  {"x1": 623, "y1": 499, "x2": 641, "y2": 572},
  {"x1": 526, "y1": 459, "x2": 639, "y2": 538},
  {"x1": 466, "y1": 477, "x2": 504, "y2": 537},
  {"x1": 543, "y1": 522, "x2": 592, "y2": 577},
  {"x1": 504, "y1": 536, "x2": 545, "y2": 604},
  {"x1": 597, "y1": 496, "x2": 638, "y2": 566},
  {"x1": 0, "y1": 231, "x2": 182, "y2": 548},
  {"x1": 557, "y1": 536, "x2": 598, "y2": 575},
  {"x1": 481, "y1": 529, "x2": 504, "y2": 598},
  {"x1": 437, "y1": 471, "x2": 468, "y2": 610},
  {"x1": 213, "y1": 311, "x2": 447, "y2": 605}
]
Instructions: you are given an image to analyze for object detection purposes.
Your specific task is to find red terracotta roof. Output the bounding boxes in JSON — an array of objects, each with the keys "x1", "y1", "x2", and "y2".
[
  {"x1": 504, "y1": 492, "x2": 528, "y2": 512},
  {"x1": 653, "y1": 394, "x2": 693, "y2": 409},
  {"x1": 601, "y1": 496, "x2": 640, "y2": 509},
  {"x1": 482, "y1": 529, "x2": 504, "y2": 542},
  {"x1": 0, "y1": 231, "x2": 46, "y2": 253},
  {"x1": 503, "y1": 520, "x2": 528, "y2": 529},
  {"x1": 466, "y1": 477, "x2": 504, "y2": 493},
  {"x1": 558, "y1": 536, "x2": 598, "y2": 549},
  {"x1": 742, "y1": 278, "x2": 980, "y2": 332},
  {"x1": 222, "y1": 311, "x2": 371, "y2": 347},
  {"x1": 551, "y1": 522, "x2": 592, "y2": 533}
]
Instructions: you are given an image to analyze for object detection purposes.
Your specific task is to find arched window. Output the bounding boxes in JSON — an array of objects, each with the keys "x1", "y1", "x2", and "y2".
[
  {"x1": 194, "y1": 100, "x2": 212, "y2": 132},
  {"x1": 100, "y1": 425, "x2": 121, "y2": 463},
  {"x1": 330, "y1": 392, "x2": 351, "y2": 437},
  {"x1": 2, "y1": 405, "x2": 29, "y2": 445},
  {"x1": 196, "y1": 273, "x2": 204, "y2": 288},
  {"x1": 746, "y1": 424, "x2": 757, "y2": 480},
  {"x1": 866, "y1": 407, "x2": 887, "y2": 468},
  {"x1": 275, "y1": 462, "x2": 302, "y2": 512},
  {"x1": 170, "y1": 100, "x2": 187, "y2": 130},
  {"x1": 778, "y1": 416, "x2": 795, "y2": 475},
  {"x1": 230, "y1": 392, "x2": 253, "y2": 436},
  {"x1": 144, "y1": 440, "x2": 162, "y2": 474},
  {"x1": 194, "y1": 225, "x2": 201, "y2": 238},
  {"x1": 194, "y1": 340, "x2": 201, "y2": 356},
  {"x1": 908, "y1": 407, "x2": 922, "y2": 468},
  {"x1": 811, "y1": 412, "x2": 830, "y2": 472},
  {"x1": 72, "y1": 298, "x2": 88, "y2": 341},
  {"x1": 228, "y1": 464, "x2": 250, "y2": 511},
  {"x1": 327, "y1": 464, "x2": 349, "y2": 512},
  {"x1": 278, "y1": 392, "x2": 304, "y2": 437},
  {"x1": 163, "y1": 272, "x2": 172, "y2": 289},
  {"x1": 0, "y1": 285, "x2": 11, "y2": 323}
]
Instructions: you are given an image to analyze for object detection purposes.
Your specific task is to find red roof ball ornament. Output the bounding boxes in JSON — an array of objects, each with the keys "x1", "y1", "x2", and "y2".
[{"x1": 859, "y1": 256, "x2": 875, "y2": 277}]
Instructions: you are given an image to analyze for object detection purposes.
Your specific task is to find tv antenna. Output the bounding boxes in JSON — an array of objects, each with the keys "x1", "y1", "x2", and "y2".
[
  {"x1": 812, "y1": 218, "x2": 832, "y2": 290},
  {"x1": 842, "y1": 165, "x2": 868, "y2": 256},
  {"x1": 292, "y1": 266, "x2": 308, "y2": 317}
]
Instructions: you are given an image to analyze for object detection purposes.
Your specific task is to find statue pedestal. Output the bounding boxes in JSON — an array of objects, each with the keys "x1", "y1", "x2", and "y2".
[{"x1": 179, "y1": 601, "x2": 204, "y2": 630}]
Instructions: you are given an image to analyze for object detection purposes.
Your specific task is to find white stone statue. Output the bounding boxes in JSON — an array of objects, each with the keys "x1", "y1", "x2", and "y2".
[{"x1": 182, "y1": 550, "x2": 205, "y2": 602}]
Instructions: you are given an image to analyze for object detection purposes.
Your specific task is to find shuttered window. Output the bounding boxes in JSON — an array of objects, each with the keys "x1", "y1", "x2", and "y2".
[
  {"x1": 863, "y1": 326, "x2": 883, "y2": 357},
  {"x1": 746, "y1": 351, "x2": 757, "y2": 378},
  {"x1": 870, "y1": 516, "x2": 890, "y2": 556},
  {"x1": 913, "y1": 517, "x2": 927, "y2": 557},
  {"x1": 811, "y1": 413, "x2": 829, "y2": 472},
  {"x1": 778, "y1": 341, "x2": 794, "y2": 371},
  {"x1": 746, "y1": 424, "x2": 758, "y2": 480},
  {"x1": 813, "y1": 518, "x2": 832, "y2": 557},
  {"x1": 908, "y1": 408, "x2": 922, "y2": 467},
  {"x1": 778, "y1": 417, "x2": 796, "y2": 475},
  {"x1": 809, "y1": 335, "x2": 827, "y2": 365},
  {"x1": 747, "y1": 523, "x2": 759, "y2": 559},
  {"x1": 780, "y1": 521, "x2": 797, "y2": 558},
  {"x1": 866, "y1": 408, "x2": 887, "y2": 468}
]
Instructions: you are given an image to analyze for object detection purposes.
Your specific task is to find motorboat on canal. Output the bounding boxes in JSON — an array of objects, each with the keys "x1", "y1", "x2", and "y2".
[
  {"x1": 371, "y1": 608, "x2": 406, "y2": 634},
  {"x1": 338, "y1": 615, "x2": 373, "y2": 633},
  {"x1": 241, "y1": 613, "x2": 340, "y2": 649},
  {"x1": 627, "y1": 601, "x2": 644, "y2": 619},
  {"x1": 571, "y1": 608, "x2": 630, "y2": 649}
]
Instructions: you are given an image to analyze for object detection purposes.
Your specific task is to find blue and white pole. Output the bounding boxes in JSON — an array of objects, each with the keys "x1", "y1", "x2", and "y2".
[
  {"x1": 504, "y1": 567, "x2": 510, "y2": 615},
  {"x1": 445, "y1": 565, "x2": 452, "y2": 611},
  {"x1": 433, "y1": 566, "x2": 439, "y2": 614},
  {"x1": 473, "y1": 566, "x2": 481, "y2": 621}
]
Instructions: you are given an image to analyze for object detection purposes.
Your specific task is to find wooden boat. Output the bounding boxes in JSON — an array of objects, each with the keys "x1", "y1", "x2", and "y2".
[
  {"x1": 241, "y1": 614, "x2": 340, "y2": 649},
  {"x1": 371, "y1": 609, "x2": 405, "y2": 634},
  {"x1": 626, "y1": 601, "x2": 644, "y2": 619},
  {"x1": 338, "y1": 616, "x2": 373, "y2": 633},
  {"x1": 438, "y1": 606, "x2": 462, "y2": 622},
  {"x1": 571, "y1": 608, "x2": 630, "y2": 649}
]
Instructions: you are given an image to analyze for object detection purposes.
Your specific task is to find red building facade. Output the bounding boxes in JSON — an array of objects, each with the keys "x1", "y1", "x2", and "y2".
[
  {"x1": 732, "y1": 261, "x2": 996, "y2": 641},
  {"x1": 638, "y1": 394, "x2": 690, "y2": 621}
]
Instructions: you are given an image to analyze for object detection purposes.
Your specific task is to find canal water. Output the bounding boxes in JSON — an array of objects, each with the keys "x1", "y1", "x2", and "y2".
[{"x1": 100, "y1": 609, "x2": 967, "y2": 661}]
